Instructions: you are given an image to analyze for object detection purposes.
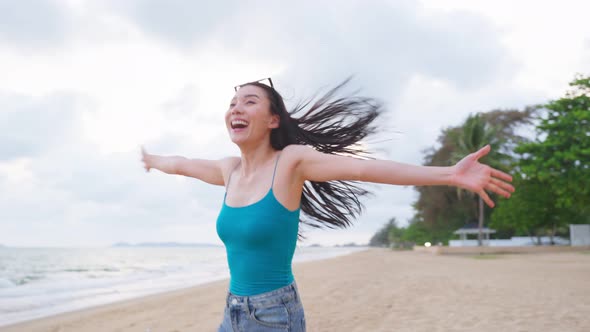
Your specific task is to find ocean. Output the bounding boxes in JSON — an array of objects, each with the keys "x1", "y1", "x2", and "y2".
[{"x1": 0, "y1": 245, "x2": 365, "y2": 327}]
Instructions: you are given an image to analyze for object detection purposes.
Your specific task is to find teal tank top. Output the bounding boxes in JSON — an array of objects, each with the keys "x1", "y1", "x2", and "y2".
[{"x1": 216, "y1": 153, "x2": 301, "y2": 296}]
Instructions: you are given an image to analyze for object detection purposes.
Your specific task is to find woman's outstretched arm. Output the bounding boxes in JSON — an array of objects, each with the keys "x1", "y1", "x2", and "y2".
[
  {"x1": 141, "y1": 146, "x2": 234, "y2": 186},
  {"x1": 292, "y1": 144, "x2": 514, "y2": 208}
]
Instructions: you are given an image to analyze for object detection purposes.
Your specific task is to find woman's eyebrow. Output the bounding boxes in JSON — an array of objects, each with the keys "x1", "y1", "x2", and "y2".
[{"x1": 231, "y1": 94, "x2": 260, "y2": 103}]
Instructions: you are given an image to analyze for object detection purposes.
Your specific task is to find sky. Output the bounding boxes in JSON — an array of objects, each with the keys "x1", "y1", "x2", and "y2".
[{"x1": 1, "y1": 0, "x2": 589, "y2": 247}]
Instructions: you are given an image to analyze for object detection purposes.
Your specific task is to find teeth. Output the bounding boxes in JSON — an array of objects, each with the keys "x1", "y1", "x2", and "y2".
[{"x1": 231, "y1": 120, "x2": 249, "y2": 126}]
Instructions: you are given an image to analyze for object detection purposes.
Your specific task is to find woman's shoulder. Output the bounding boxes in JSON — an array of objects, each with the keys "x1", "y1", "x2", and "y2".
[
  {"x1": 282, "y1": 144, "x2": 312, "y2": 156},
  {"x1": 280, "y1": 144, "x2": 311, "y2": 164},
  {"x1": 218, "y1": 156, "x2": 241, "y2": 173}
]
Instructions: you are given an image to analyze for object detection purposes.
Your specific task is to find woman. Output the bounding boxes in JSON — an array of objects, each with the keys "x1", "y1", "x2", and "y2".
[{"x1": 140, "y1": 78, "x2": 514, "y2": 332}]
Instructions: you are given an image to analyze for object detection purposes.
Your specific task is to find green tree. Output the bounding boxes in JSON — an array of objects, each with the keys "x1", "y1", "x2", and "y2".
[
  {"x1": 369, "y1": 218, "x2": 397, "y2": 247},
  {"x1": 400, "y1": 217, "x2": 431, "y2": 246},
  {"x1": 516, "y1": 75, "x2": 590, "y2": 214},
  {"x1": 492, "y1": 75, "x2": 590, "y2": 237},
  {"x1": 387, "y1": 218, "x2": 408, "y2": 249},
  {"x1": 490, "y1": 175, "x2": 558, "y2": 244}
]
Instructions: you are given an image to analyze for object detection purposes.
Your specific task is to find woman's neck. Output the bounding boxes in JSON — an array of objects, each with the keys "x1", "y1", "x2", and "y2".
[{"x1": 238, "y1": 143, "x2": 276, "y2": 178}]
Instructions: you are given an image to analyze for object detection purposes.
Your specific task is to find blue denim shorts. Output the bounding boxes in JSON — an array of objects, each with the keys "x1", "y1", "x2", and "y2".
[{"x1": 218, "y1": 281, "x2": 306, "y2": 332}]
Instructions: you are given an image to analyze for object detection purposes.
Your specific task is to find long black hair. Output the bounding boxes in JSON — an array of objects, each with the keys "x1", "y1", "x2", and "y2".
[{"x1": 243, "y1": 78, "x2": 384, "y2": 233}]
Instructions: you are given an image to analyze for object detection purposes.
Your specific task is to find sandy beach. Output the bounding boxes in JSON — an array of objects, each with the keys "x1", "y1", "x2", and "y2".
[{"x1": 1, "y1": 248, "x2": 589, "y2": 332}]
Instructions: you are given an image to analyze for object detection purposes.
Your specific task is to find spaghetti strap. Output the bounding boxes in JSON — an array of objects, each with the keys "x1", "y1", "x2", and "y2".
[{"x1": 270, "y1": 152, "x2": 281, "y2": 189}]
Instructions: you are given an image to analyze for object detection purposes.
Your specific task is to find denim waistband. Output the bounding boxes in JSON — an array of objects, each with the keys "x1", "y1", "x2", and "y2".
[{"x1": 226, "y1": 281, "x2": 300, "y2": 309}]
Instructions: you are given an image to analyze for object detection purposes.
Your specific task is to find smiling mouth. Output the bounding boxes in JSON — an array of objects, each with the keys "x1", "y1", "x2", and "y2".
[{"x1": 231, "y1": 120, "x2": 249, "y2": 130}]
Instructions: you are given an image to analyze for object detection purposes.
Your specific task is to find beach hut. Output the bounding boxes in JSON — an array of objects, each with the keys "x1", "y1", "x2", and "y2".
[{"x1": 452, "y1": 223, "x2": 496, "y2": 247}]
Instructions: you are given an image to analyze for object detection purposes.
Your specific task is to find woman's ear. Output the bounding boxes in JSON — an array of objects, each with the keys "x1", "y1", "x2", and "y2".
[{"x1": 268, "y1": 114, "x2": 280, "y2": 129}]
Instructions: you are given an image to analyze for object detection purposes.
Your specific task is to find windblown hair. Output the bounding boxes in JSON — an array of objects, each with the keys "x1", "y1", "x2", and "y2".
[{"x1": 243, "y1": 78, "x2": 384, "y2": 234}]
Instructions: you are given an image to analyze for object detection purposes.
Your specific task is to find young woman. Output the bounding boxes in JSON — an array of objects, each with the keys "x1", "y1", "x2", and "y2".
[{"x1": 140, "y1": 78, "x2": 514, "y2": 332}]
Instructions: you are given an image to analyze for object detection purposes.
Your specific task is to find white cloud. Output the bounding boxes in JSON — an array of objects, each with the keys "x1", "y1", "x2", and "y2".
[
  {"x1": 0, "y1": 92, "x2": 87, "y2": 160},
  {"x1": 0, "y1": 0, "x2": 71, "y2": 49}
]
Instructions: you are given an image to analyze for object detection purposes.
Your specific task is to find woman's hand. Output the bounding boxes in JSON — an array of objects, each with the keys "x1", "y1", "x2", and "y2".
[
  {"x1": 451, "y1": 145, "x2": 515, "y2": 208},
  {"x1": 141, "y1": 146, "x2": 151, "y2": 172}
]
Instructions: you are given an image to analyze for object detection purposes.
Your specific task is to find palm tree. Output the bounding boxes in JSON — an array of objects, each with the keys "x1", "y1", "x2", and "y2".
[{"x1": 449, "y1": 114, "x2": 508, "y2": 246}]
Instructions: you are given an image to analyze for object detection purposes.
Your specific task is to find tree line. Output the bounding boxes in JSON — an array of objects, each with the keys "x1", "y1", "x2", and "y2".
[{"x1": 370, "y1": 75, "x2": 590, "y2": 248}]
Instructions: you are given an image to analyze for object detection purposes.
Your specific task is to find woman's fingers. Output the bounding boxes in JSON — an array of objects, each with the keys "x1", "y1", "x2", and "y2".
[
  {"x1": 491, "y1": 168, "x2": 512, "y2": 182},
  {"x1": 490, "y1": 177, "x2": 515, "y2": 193},
  {"x1": 475, "y1": 177, "x2": 514, "y2": 206},
  {"x1": 486, "y1": 182, "x2": 511, "y2": 198},
  {"x1": 464, "y1": 149, "x2": 514, "y2": 207},
  {"x1": 474, "y1": 145, "x2": 491, "y2": 160},
  {"x1": 479, "y1": 190, "x2": 494, "y2": 208}
]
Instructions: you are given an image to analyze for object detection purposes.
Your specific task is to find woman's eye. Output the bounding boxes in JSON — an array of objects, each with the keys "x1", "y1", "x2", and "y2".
[
  {"x1": 246, "y1": 101, "x2": 255, "y2": 105},
  {"x1": 229, "y1": 103, "x2": 236, "y2": 108}
]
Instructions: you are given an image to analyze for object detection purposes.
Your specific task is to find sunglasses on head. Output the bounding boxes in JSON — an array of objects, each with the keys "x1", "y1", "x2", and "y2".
[{"x1": 234, "y1": 77, "x2": 274, "y2": 92}]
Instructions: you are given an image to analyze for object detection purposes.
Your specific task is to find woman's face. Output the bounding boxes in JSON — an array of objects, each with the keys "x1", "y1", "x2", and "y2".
[{"x1": 225, "y1": 85, "x2": 279, "y2": 146}]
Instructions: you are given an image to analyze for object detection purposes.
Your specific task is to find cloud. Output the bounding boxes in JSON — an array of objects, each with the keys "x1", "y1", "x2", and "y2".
[
  {"x1": 0, "y1": 92, "x2": 88, "y2": 161},
  {"x1": 107, "y1": 0, "x2": 239, "y2": 48},
  {"x1": 108, "y1": 1, "x2": 514, "y2": 96},
  {"x1": 0, "y1": 0, "x2": 70, "y2": 49},
  {"x1": 0, "y1": 88, "x2": 225, "y2": 246}
]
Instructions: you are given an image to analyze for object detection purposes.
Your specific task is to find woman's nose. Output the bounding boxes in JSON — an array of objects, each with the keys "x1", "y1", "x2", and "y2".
[{"x1": 231, "y1": 105, "x2": 243, "y2": 114}]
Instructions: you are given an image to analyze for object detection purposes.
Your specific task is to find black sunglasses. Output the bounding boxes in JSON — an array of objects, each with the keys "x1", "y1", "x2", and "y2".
[{"x1": 234, "y1": 77, "x2": 274, "y2": 92}]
